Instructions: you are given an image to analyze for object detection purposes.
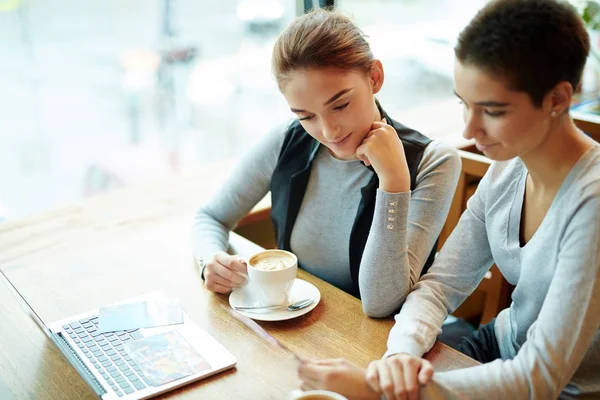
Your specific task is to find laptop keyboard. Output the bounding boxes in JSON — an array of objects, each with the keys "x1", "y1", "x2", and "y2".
[{"x1": 63, "y1": 316, "x2": 149, "y2": 397}]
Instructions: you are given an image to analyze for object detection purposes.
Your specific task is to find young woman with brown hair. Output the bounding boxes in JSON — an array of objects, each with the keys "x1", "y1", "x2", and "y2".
[{"x1": 192, "y1": 9, "x2": 460, "y2": 317}]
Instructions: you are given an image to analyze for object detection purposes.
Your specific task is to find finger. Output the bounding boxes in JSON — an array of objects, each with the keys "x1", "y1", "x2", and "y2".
[
  {"x1": 298, "y1": 363, "x2": 327, "y2": 390},
  {"x1": 300, "y1": 376, "x2": 322, "y2": 390},
  {"x1": 205, "y1": 271, "x2": 241, "y2": 289},
  {"x1": 371, "y1": 121, "x2": 387, "y2": 129},
  {"x1": 389, "y1": 361, "x2": 407, "y2": 400},
  {"x1": 297, "y1": 361, "x2": 309, "y2": 377},
  {"x1": 298, "y1": 361, "x2": 322, "y2": 380},
  {"x1": 301, "y1": 382, "x2": 315, "y2": 391},
  {"x1": 204, "y1": 264, "x2": 241, "y2": 287},
  {"x1": 417, "y1": 361, "x2": 434, "y2": 385},
  {"x1": 204, "y1": 280, "x2": 232, "y2": 294},
  {"x1": 211, "y1": 261, "x2": 246, "y2": 286},
  {"x1": 364, "y1": 126, "x2": 379, "y2": 138},
  {"x1": 314, "y1": 358, "x2": 339, "y2": 366},
  {"x1": 213, "y1": 252, "x2": 247, "y2": 274},
  {"x1": 382, "y1": 117, "x2": 387, "y2": 124},
  {"x1": 355, "y1": 145, "x2": 371, "y2": 166},
  {"x1": 402, "y1": 359, "x2": 420, "y2": 400},
  {"x1": 366, "y1": 362, "x2": 381, "y2": 392},
  {"x1": 215, "y1": 253, "x2": 248, "y2": 275},
  {"x1": 230, "y1": 258, "x2": 248, "y2": 274},
  {"x1": 378, "y1": 361, "x2": 399, "y2": 400}
]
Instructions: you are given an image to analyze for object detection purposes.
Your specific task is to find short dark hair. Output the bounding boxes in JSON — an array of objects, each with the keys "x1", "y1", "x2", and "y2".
[{"x1": 455, "y1": 0, "x2": 590, "y2": 107}]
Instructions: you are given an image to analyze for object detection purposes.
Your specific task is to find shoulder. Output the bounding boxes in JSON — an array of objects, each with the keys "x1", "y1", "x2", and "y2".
[
  {"x1": 282, "y1": 119, "x2": 309, "y2": 140},
  {"x1": 456, "y1": 157, "x2": 522, "y2": 208},
  {"x1": 556, "y1": 147, "x2": 600, "y2": 246},
  {"x1": 389, "y1": 119, "x2": 431, "y2": 149},
  {"x1": 574, "y1": 145, "x2": 600, "y2": 186},
  {"x1": 422, "y1": 140, "x2": 460, "y2": 164},
  {"x1": 250, "y1": 121, "x2": 292, "y2": 159},
  {"x1": 485, "y1": 157, "x2": 523, "y2": 183},
  {"x1": 567, "y1": 145, "x2": 600, "y2": 203},
  {"x1": 416, "y1": 140, "x2": 461, "y2": 176},
  {"x1": 279, "y1": 119, "x2": 314, "y2": 152}
]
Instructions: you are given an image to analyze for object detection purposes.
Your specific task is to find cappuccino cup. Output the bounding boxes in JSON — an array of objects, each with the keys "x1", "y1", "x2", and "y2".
[{"x1": 247, "y1": 249, "x2": 298, "y2": 306}]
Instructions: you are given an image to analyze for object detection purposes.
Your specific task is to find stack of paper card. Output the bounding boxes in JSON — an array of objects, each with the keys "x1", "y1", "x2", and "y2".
[{"x1": 98, "y1": 297, "x2": 184, "y2": 334}]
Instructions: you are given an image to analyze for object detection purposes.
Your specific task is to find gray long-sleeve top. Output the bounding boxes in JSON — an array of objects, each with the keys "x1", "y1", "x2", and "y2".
[
  {"x1": 192, "y1": 127, "x2": 460, "y2": 317},
  {"x1": 387, "y1": 145, "x2": 600, "y2": 399}
]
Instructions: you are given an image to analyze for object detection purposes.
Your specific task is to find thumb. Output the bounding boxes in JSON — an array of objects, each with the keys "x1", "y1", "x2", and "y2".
[
  {"x1": 356, "y1": 142, "x2": 370, "y2": 165},
  {"x1": 418, "y1": 363, "x2": 434, "y2": 385},
  {"x1": 382, "y1": 117, "x2": 387, "y2": 124},
  {"x1": 358, "y1": 154, "x2": 371, "y2": 166}
]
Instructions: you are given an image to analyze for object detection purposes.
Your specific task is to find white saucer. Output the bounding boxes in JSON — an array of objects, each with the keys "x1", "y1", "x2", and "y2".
[{"x1": 229, "y1": 278, "x2": 320, "y2": 321}]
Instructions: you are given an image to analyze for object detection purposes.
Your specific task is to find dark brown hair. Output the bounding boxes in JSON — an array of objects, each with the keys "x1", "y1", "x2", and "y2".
[
  {"x1": 455, "y1": 0, "x2": 589, "y2": 107},
  {"x1": 272, "y1": 8, "x2": 374, "y2": 90}
]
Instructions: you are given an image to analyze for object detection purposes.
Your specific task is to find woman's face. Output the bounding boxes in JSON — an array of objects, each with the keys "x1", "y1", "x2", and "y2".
[
  {"x1": 281, "y1": 64, "x2": 383, "y2": 160},
  {"x1": 454, "y1": 60, "x2": 555, "y2": 161}
]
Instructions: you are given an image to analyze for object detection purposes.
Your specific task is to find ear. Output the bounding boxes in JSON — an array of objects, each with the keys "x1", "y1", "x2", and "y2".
[
  {"x1": 369, "y1": 59, "x2": 384, "y2": 94},
  {"x1": 544, "y1": 81, "x2": 573, "y2": 116}
]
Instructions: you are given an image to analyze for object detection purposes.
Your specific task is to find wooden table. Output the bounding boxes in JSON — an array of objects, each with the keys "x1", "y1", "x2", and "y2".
[{"x1": 0, "y1": 161, "x2": 477, "y2": 400}]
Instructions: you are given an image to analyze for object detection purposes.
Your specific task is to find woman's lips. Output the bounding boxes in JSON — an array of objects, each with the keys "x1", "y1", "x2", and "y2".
[
  {"x1": 476, "y1": 142, "x2": 497, "y2": 152},
  {"x1": 327, "y1": 132, "x2": 352, "y2": 147}
]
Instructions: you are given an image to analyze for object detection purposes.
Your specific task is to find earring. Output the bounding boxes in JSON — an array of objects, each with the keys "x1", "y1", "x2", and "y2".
[{"x1": 551, "y1": 110, "x2": 557, "y2": 117}]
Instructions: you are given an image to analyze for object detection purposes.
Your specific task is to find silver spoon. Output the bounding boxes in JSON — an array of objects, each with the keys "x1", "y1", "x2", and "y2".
[{"x1": 233, "y1": 298, "x2": 314, "y2": 312}]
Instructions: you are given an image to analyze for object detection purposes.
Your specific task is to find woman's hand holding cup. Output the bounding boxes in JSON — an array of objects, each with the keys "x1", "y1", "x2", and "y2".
[{"x1": 204, "y1": 251, "x2": 248, "y2": 294}]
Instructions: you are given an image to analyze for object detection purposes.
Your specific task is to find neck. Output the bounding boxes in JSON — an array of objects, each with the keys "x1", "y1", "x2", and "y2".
[
  {"x1": 373, "y1": 99, "x2": 383, "y2": 122},
  {"x1": 520, "y1": 116, "x2": 594, "y2": 191}
]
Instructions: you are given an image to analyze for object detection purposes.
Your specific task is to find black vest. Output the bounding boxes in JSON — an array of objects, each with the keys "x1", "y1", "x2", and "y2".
[{"x1": 270, "y1": 105, "x2": 435, "y2": 298}]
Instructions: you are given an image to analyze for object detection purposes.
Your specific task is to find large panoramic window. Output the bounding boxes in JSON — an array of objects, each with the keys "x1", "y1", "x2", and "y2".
[{"x1": 0, "y1": 0, "x2": 486, "y2": 221}]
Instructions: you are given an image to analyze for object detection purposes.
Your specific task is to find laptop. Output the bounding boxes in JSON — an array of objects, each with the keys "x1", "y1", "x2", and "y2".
[{"x1": 0, "y1": 269, "x2": 237, "y2": 399}]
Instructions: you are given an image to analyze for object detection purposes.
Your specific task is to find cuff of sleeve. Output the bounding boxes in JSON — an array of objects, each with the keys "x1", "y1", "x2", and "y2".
[
  {"x1": 384, "y1": 337, "x2": 425, "y2": 359},
  {"x1": 374, "y1": 190, "x2": 410, "y2": 233},
  {"x1": 196, "y1": 257, "x2": 208, "y2": 281}
]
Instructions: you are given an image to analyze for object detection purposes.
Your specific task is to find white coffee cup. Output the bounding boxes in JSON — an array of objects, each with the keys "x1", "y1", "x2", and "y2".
[
  {"x1": 247, "y1": 249, "x2": 298, "y2": 306},
  {"x1": 287, "y1": 389, "x2": 348, "y2": 400}
]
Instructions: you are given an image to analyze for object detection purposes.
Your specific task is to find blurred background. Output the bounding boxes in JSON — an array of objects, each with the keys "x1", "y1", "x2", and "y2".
[{"x1": 0, "y1": 0, "x2": 488, "y2": 222}]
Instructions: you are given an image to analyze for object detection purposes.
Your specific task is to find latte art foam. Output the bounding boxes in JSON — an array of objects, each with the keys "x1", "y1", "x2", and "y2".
[{"x1": 251, "y1": 256, "x2": 293, "y2": 271}]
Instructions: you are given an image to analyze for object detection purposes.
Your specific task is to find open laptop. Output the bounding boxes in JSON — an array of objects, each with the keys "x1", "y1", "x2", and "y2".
[{"x1": 0, "y1": 269, "x2": 236, "y2": 399}]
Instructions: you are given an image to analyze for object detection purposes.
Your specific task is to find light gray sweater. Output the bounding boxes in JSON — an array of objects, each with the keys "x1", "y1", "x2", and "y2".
[
  {"x1": 387, "y1": 145, "x2": 600, "y2": 399},
  {"x1": 192, "y1": 127, "x2": 460, "y2": 317}
]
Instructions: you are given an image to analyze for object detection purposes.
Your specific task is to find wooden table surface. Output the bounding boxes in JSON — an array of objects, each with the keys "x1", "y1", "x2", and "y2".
[{"x1": 0, "y1": 160, "x2": 477, "y2": 400}]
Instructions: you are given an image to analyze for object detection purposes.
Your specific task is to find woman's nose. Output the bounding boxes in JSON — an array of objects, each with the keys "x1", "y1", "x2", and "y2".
[
  {"x1": 322, "y1": 120, "x2": 342, "y2": 141},
  {"x1": 462, "y1": 109, "x2": 483, "y2": 140}
]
